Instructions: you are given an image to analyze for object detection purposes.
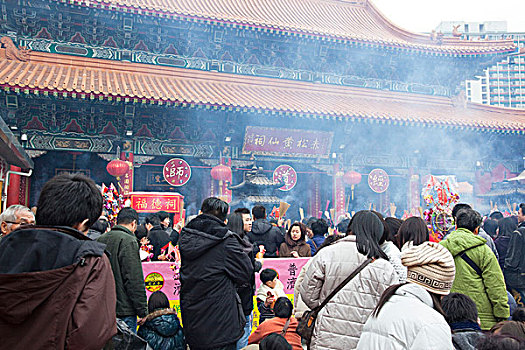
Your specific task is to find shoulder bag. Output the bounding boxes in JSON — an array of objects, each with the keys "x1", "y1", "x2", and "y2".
[{"x1": 296, "y1": 257, "x2": 374, "y2": 346}]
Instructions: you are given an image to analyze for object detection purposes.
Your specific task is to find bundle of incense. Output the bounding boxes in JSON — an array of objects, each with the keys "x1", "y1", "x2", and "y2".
[
  {"x1": 299, "y1": 207, "x2": 305, "y2": 221},
  {"x1": 279, "y1": 202, "x2": 291, "y2": 219}
]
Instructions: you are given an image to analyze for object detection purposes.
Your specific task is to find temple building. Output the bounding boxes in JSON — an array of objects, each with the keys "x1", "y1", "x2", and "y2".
[{"x1": 0, "y1": 0, "x2": 523, "y2": 217}]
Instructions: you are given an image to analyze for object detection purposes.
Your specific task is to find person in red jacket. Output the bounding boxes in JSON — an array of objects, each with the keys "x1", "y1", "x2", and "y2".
[{"x1": 249, "y1": 297, "x2": 302, "y2": 350}]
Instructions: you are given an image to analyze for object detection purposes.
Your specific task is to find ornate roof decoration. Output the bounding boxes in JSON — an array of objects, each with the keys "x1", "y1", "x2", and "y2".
[
  {"x1": 0, "y1": 37, "x2": 30, "y2": 62},
  {"x1": 1, "y1": 49, "x2": 524, "y2": 133},
  {"x1": 56, "y1": 0, "x2": 516, "y2": 55}
]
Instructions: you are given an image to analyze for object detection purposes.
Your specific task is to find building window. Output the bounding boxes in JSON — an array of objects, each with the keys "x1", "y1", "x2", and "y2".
[
  {"x1": 479, "y1": 24, "x2": 485, "y2": 32},
  {"x1": 464, "y1": 24, "x2": 469, "y2": 32}
]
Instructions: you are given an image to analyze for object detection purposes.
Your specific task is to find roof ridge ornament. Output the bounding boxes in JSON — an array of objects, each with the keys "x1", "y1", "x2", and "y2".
[{"x1": 0, "y1": 36, "x2": 31, "y2": 62}]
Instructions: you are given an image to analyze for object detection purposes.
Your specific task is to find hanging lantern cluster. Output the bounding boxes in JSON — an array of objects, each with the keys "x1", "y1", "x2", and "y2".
[
  {"x1": 211, "y1": 164, "x2": 232, "y2": 199},
  {"x1": 106, "y1": 159, "x2": 129, "y2": 180},
  {"x1": 343, "y1": 170, "x2": 362, "y2": 200}
]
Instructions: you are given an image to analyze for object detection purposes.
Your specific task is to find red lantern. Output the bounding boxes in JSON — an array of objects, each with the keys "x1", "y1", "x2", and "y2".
[
  {"x1": 106, "y1": 159, "x2": 129, "y2": 179},
  {"x1": 343, "y1": 171, "x2": 362, "y2": 200},
  {"x1": 343, "y1": 171, "x2": 362, "y2": 186},
  {"x1": 211, "y1": 164, "x2": 231, "y2": 181}
]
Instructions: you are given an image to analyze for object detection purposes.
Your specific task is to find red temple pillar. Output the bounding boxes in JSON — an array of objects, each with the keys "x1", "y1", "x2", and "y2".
[
  {"x1": 6, "y1": 165, "x2": 21, "y2": 207},
  {"x1": 332, "y1": 164, "x2": 345, "y2": 222},
  {"x1": 118, "y1": 152, "x2": 134, "y2": 195},
  {"x1": 308, "y1": 173, "x2": 321, "y2": 218}
]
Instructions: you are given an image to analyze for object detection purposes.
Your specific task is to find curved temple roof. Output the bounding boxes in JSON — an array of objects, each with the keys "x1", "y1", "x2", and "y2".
[
  {"x1": 61, "y1": 0, "x2": 515, "y2": 55},
  {"x1": 1, "y1": 50, "x2": 524, "y2": 133}
]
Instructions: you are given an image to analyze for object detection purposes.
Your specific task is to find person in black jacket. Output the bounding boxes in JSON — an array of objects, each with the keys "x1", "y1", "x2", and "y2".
[
  {"x1": 227, "y1": 211, "x2": 262, "y2": 350},
  {"x1": 248, "y1": 205, "x2": 285, "y2": 257},
  {"x1": 179, "y1": 197, "x2": 253, "y2": 350},
  {"x1": 147, "y1": 213, "x2": 171, "y2": 261}
]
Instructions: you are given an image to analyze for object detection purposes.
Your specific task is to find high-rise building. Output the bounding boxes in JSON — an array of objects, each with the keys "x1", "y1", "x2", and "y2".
[{"x1": 436, "y1": 21, "x2": 525, "y2": 109}]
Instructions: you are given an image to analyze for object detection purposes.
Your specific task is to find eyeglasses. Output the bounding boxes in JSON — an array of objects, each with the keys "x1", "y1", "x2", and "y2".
[{"x1": 4, "y1": 220, "x2": 32, "y2": 225}]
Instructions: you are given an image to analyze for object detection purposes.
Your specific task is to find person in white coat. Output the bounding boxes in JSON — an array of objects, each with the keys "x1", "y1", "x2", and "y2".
[
  {"x1": 300, "y1": 211, "x2": 399, "y2": 350},
  {"x1": 357, "y1": 241, "x2": 456, "y2": 350}
]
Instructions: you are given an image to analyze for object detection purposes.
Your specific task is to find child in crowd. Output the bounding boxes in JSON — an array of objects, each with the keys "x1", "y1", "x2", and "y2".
[
  {"x1": 257, "y1": 269, "x2": 286, "y2": 324},
  {"x1": 442, "y1": 293, "x2": 484, "y2": 350},
  {"x1": 137, "y1": 291, "x2": 185, "y2": 350}
]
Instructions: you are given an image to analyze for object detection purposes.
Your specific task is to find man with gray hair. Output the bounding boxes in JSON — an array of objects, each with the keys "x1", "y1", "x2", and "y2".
[{"x1": 0, "y1": 204, "x2": 35, "y2": 237}]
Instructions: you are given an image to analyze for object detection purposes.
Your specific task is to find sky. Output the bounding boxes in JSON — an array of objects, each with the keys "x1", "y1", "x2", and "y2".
[{"x1": 372, "y1": 0, "x2": 525, "y2": 33}]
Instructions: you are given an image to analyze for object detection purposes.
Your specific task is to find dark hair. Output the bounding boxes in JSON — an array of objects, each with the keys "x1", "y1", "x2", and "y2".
[
  {"x1": 452, "y1": 203, "x2": 472, "y2": 220},
  {"x1": 519, "y1": 204, "x2": 525, "y2": 217},
  {"x1": 145, "y1": 213, "x2": 161, "y2": 226},
  {"x1": 36, "y1": 173, "x2": 103, "y2": 228},
  {"x1": 311, "y1": 219, "x2": 329, "y2": 237},
  {"x1": 274, "y1": 297, "x2": 293, "y2": 318},
  {"x1": 372, "y1": 211, "x2": 391, "y2": 245},
  {"x1": 252, "y1": 205, "x2": 266, "y2": 220},
  {"x1": 396, "y1": 217, "x2": 429, "y2": 249},
  {"x1": 385, "y1": 217, "x2": 403, "y2": 240},
  {"x1": 499, "y1": 217, "x2": 518, "y2": 238},
  {"x1": 348, "y1": 210, "x2": 388, "y2": 260},
  {"x1": 260, "y1": 268, "x2": 278, "y2": 284},
  {"x1": 135, "y1": 223, "x2": 148, "y2": 240},
  {"x1": 373, "y1": 283, "x2": 445, "y2": 318},
  {"x1": 287, "y1": 222, "x2": 306, "y2": 242},
  {"x1": 90, "y1": 218, "x2": 109, "y2": 234},
  {"x1": 456, "y1": 209, "x2": 482, "y2": 233},
  {"x1": 260, "y1": 333, "x2": 292, "y2": 350},
  {"x1": 148, "y1": 291, "x2": 170, "y2": 314},
  {"x1": 442, "y1": 292, "x2": 479, "y2": 324},
  {"x1": 477, "y1": 334, "x2": 523, "y2": 350},
  {"x1": 157, "y1": 211, "x2": 170, "y2": 221},
  {"x1": 117, "y1": 207, "x2": 139, "y2": 225},
  {"x1": 490, "y1": 211, "x2": 505, "y2": 221},
  {"x1": 226, "y1": 213, "x2": 244, "y2": 236},
  {"x1": 234, "y1": 207, "x2": 250, "y2": 215},
  {"x1": 336, "y1": 218, "x2": 350, "y2": 235},
  {"x1": 201, "y1": 197, "x2": 229, "y2": 221},
  {"x1": 484, "y1": 219, "x2": 499, "y2": 238},
  {"x1": 512, "y1": 308, "x2": 525, "y2": 322},
  {"x1": 305, "y1": 217, "x2": 317, "y2": 228}
]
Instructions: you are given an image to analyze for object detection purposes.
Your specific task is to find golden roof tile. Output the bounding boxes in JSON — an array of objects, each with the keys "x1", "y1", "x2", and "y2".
[{"x1": 0, "y1": 49, "x2": 524, "y2": 131}]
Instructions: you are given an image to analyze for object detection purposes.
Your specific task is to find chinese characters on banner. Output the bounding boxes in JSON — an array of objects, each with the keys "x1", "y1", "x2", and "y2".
[
  {"x1": 368, "y1": 168, "x2": 390, "y2": 194},
  {"x1": 130, "y1": 192, "x2": 185, "y2": 223},
  {"x1": 163, "y1": 158, "x2": 191, "y2": 186},
  {"x1": 242, "y1": 126, "x2": 333, "y2": 158},
  {"x1": 273, "y1": 165, "x2": 298, "y2": 191}
]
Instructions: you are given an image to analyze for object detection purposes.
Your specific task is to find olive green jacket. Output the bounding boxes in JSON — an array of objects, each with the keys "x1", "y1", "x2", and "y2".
[
  {"x1": 98, "y1": 225, "x2": 148, "y2": 318},
  {"x1": 441, "y1": 228, "x2": 509, "y2": 330}
]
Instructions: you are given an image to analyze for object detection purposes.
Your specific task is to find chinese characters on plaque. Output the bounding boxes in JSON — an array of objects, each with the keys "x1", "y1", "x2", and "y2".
[
  {"x1": 273, "y1": 165, "x2": 298, "y2": 191},
  {"x1": 368, "y1": 168, "x2": 389, "y2": 194},
  {"x1": 242, "y1": 126, "x2": 333, "y2": 158},
  {"x1": 163, "y1": 158, "x2": 191, "y2": 187}
]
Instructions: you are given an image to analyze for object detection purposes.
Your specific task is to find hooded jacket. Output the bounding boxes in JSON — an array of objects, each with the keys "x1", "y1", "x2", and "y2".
[
  {"x1": 279, "y1": 228, "x2": 311, "y2": 258},
  {"x1": 179, "y1": 214, "x2": 253, "y2": 348},
  {"x1": 97, "y1": 224, "x2": 148, "y2": 318},
  {"x1": 440, "y1": 228, "x2": 509, "y2": 330},
  {"x1": 137, "y1": 308, "x2": 185, "y2": 350},
  {"x1": 504, "y1": 221, "x2": 525, "y2": 290},
  {"x1": 0, "y1": 226, "x2": 117, "y2": 350},
  {"x1": 247, "y1": 219, "x2": 284, "y2": 257},
  {"x1": 357, "y1": 283, "x2": 453, "y2": 350},
  {"x1": 299, "y1": 235, "x2": 399, "y2": 350}
]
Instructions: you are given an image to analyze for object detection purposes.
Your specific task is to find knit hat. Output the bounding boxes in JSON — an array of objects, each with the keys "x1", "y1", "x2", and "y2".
[{"x1": 401, "y1": 241, "x2": 455, "y2": 295}]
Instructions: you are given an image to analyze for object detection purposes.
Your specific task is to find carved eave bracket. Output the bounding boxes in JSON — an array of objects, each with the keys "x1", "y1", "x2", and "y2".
[{"x1": 0, "y1": 36, "x2": 31, "y2": 62}]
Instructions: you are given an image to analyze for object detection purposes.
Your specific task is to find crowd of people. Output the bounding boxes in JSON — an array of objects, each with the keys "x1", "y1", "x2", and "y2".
[{"x1": 0, "y1": 173, "x2": 524, "y2": 349}]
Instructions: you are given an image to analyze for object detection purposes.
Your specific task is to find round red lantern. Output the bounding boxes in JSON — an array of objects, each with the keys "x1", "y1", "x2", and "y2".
[
  {"x1": 211, "y1": 164, "x2": 231, "y2": 182},
  {"x1": 106, "y1": 159, "x2": 129, "y2": 179},
  {"x1": 343, "y1": 171, "x2": 362, "y2": 186},
  {"x1": 343, "y1": 170, "x2": 362, "y2": 200}
]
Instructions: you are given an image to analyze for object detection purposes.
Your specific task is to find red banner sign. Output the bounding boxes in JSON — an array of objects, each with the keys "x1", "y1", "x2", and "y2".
[
  {"x1": 130, "y1": 192, "x2": 184, "y2": 217},
  {"x1": 242, "y1": 126, "x2": 333, "y2": 158}
]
